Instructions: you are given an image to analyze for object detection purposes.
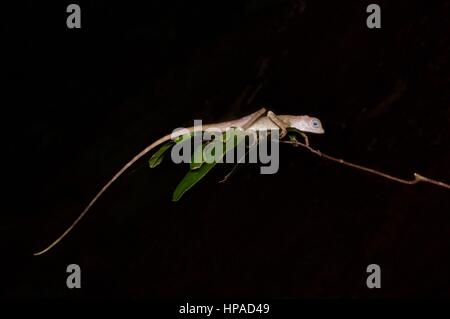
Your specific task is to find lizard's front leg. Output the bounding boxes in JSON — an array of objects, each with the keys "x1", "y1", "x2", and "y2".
[
  {"x1": 300, "y1": 132, "x2": 310, "y2": 146},
  {"x1": 267, "y1": 111, "x2": 289, "y2": 139}
]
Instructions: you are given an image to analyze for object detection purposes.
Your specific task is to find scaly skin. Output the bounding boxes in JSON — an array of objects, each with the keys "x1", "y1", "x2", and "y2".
[{"x1": 34, "y1": 107, "x2": 325, "y2": 256}]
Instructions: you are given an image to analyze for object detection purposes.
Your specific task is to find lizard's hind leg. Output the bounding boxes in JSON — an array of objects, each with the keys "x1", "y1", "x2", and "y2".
[{"x1": 242, "y1": 107, "x2": 267, "y2": 130}]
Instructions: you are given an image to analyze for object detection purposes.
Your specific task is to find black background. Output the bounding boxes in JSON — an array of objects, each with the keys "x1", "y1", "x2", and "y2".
[{"x1": 3, "y1": 0, "x2": 450, "y2": 298}]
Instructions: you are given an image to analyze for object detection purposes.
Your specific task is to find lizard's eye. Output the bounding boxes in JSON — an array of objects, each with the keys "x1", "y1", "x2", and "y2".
[{"x1": 311, "y1": 119, "x2": 320, "y2": 128}]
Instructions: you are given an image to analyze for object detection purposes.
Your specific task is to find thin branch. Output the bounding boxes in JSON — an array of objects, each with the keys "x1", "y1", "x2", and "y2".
[{"x1": 280, "y1": 140, "x2": 450, "y2": 190}]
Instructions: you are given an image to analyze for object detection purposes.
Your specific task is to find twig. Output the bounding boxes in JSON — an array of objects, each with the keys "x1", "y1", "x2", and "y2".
[
  {"x1": 280, "y1": 140, "x2": 450, "y2": 190},
  {"x1": 219, "y1": 147, "x2": 252, "y2": 183}
]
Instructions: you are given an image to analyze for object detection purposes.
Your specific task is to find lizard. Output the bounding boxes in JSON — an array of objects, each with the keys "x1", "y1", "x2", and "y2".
[{"x1": 33, "y1": 107, "x2": 325, "y2": 256}]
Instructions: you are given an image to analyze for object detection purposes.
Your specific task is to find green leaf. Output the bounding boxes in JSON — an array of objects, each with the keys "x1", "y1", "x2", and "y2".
[
  {"x1": 175, "y1": 132, "x2": 194, "y2": 143},
  {"x1": 172, "y1": 128, "x2": 247, "y2": 201},
  {"x1": 190, "y1": 130, "x2": 236, "y2": 170},
  {"x1": 288, "y1": 132, "x2": 298, "y2": 142},
  {"x1": 149, "y1": 132, "x2": 195, "y2": 169},
  {"x1": 149, "y1": 142, "x2": 175, "y2": 168},
  {"x1": 190, "y1": 141, "x2": 209, "y2": 170},
  {"x1": 172, "y1": 161, "x2": 218, "y2": 201}
]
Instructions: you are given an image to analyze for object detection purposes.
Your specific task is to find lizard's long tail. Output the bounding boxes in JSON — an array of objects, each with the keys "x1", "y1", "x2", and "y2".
[
  {"x1": 34, "y1": 107, "x2": 267, "y2": 256},
  {"x1": 33, "y1": 135, "x2": 171, "y2": 256}
]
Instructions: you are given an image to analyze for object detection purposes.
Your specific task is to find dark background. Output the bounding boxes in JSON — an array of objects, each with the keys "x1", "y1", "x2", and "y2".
[{"x1": 2, "y1": 0, "x2": 450, "y2": 298}]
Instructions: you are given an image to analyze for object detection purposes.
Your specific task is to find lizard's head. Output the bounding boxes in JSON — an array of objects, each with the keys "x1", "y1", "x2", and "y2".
[{"x1": 289, "y1": 116, "x2": 325, "y2": 134}]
